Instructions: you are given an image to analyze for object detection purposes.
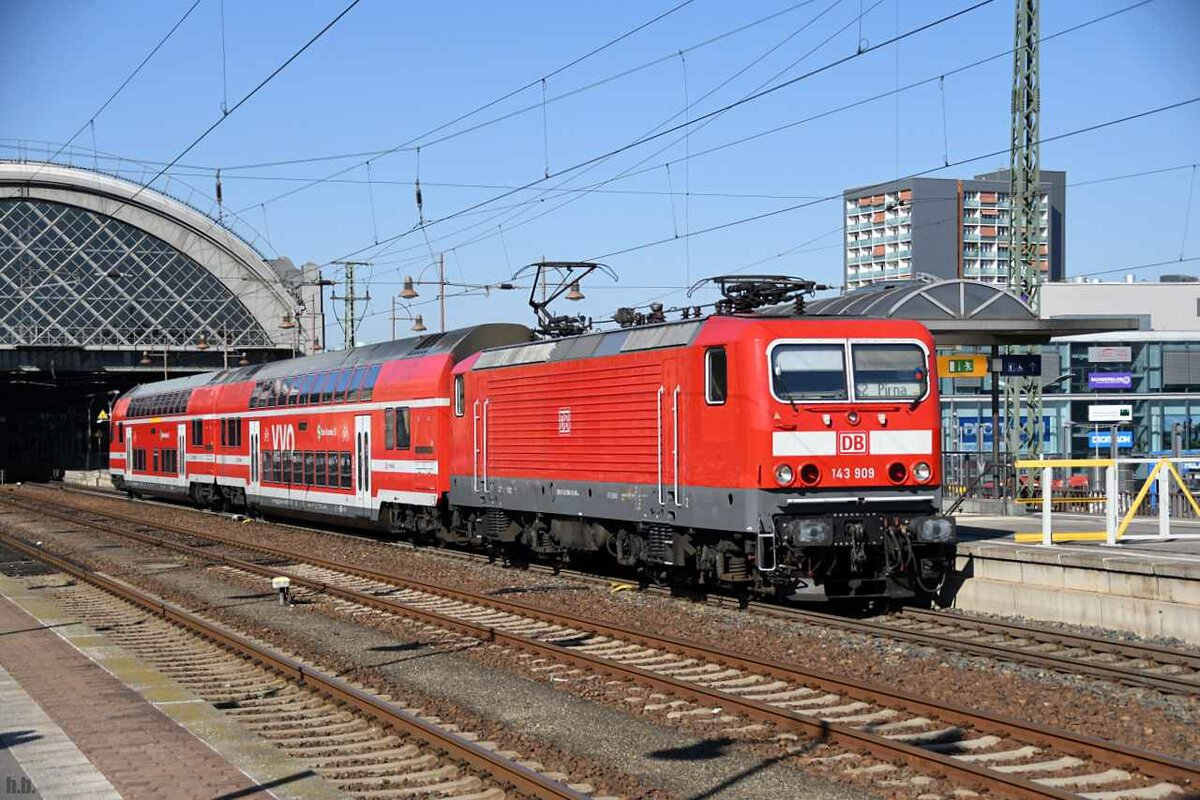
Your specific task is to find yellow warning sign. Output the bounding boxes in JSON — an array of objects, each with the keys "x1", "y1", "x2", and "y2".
[{"x1": 96, "y1": 409, "x2": 109, "y2": 422}]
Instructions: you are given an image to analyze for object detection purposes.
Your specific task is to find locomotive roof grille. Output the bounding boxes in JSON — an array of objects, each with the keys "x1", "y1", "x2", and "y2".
[
  {"x1": 473, "y1": 318, "x2": 705, "y2": 370},
  {"x1": 474, "y1": 341, "x2": 557, "y2": 369},
  {"x1": 620, "y1": 321, "x2": 703, "y2": 352}
]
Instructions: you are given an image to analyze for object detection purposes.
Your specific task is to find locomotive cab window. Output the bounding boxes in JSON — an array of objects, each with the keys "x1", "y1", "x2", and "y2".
[
  {"x1": 191, "y1": 418, "x2": 203, "y2": 446},
  {"x1": 705, "y1": 347, "x2": 727, "y2": 405},
  {"x1": 771, "y1": 344, "x2": 847, "y2": 401},
  {"x1": 851, "y1": 343, "x2": 927, "y2": 400},
  {"x1": 454, "y1": 375, "x2": 464, "y2": 417}
]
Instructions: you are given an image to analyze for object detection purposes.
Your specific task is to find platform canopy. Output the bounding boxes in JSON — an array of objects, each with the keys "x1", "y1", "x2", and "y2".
[{"x1": 766, "y1": 277, "x2": 1141, "y2": 345}]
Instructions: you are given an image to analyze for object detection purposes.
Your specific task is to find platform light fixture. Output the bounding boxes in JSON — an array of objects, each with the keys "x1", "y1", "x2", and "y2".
[
  {"x1": 411, "y1": 314, "x2": 427, "y2": 332},
  {"x1": 195, "y1": 334, "x2": 210, "y2": 351},
  {"x1": 565, "y1": 280, "x2": 585, "y2": 301},
  {"x1": 400, "y1": 276, "x2": 418, "y2": 299}
]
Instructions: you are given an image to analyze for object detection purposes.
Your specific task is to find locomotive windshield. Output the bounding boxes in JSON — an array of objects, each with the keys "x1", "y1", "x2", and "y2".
[
  {"x1": 770, "y1": 341, "x2": 928, "y2": 402},
  {"x1": 851, "y1": 343, "x2": 927, "y2": 400},
  {"x1": 771, "y1": 344, "x2": 848, "y2": 401}
]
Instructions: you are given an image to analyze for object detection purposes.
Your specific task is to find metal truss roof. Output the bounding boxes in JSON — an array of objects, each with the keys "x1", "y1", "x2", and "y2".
[{"x1": 0, "y1": 162, "x2": 299, "y2": 352}]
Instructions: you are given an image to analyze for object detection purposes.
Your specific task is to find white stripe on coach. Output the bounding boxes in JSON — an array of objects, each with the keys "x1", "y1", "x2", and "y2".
[{"x1": 371, "y1": 459, "x2": 438, "y2": 475}]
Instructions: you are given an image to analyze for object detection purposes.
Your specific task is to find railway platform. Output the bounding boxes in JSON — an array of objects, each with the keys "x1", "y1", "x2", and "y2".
[
  {"x1": 0, "y1": 571, "x2": 343, "y2": 800},
  {"x1": 947, "y1": 515, "x2": 1200, "y2": 645}
]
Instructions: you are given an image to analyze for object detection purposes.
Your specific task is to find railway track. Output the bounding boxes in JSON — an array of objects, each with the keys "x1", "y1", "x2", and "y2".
[
  {"x1": 41, "y1": 483, "x2": 1200, "y2": 696},
  {"x1": 0, "y1": 533, "x2": 594, "y2": 800},
  {"x1": 2, "y1": 491, "x2": 1196, "y2": 800}
]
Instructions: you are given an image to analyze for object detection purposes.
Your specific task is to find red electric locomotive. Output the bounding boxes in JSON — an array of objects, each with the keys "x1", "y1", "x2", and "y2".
[
  {"x1": 447, "y1": 312, "x2": 953, "y2": 601},
  {"x1": 109, "y1": 278, "x2": 955, "y2": 603}
]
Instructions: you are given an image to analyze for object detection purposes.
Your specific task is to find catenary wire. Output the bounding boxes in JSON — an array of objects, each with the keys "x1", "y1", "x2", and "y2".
[
  {"x1": 329, "y1": 0, "x2": 1146, "y2": 278},
  {"x1": 322, "y1": 1, "x2": 997, "y2": 267}
]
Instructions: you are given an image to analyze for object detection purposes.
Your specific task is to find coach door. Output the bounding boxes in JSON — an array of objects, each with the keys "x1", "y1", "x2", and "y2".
[
  {"x1": 177, "y1": 424, "x2": 188, "y2": 487},
  {"x1": 248, "y1": 420, "x2": 261, "y2": 495},
  {"x1": 354, "y1": 414, "x2": 372, "y2": 511},
  {"x1": 124, "y1": 429, "x2": 133, "y2": 476},
  {"x1": 657, "y1": 363, "x2": 684, "y2": 510}
]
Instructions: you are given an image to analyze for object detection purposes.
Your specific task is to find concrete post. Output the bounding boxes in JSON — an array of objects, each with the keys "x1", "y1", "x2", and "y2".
[{"x1": 1105, "y1": 465, "x2": 1118, "y2": 546}]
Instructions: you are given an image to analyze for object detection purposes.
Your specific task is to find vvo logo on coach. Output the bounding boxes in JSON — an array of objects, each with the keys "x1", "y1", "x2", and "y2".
[{"x1": 837, "y1": 431, "x2": 868, "y2": 455}]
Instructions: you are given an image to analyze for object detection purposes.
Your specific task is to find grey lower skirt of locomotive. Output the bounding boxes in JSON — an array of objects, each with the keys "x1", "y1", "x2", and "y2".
[{"x1": 768, "y1": 496, "x2": 956, "y2": 602}]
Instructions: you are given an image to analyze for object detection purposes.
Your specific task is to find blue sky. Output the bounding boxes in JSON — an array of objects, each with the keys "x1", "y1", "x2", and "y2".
[{"x1": 2, "y1": 0, "x2": 1197, "y2": 345}]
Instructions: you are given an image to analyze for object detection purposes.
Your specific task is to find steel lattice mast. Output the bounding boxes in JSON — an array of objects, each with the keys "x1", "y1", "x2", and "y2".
[{"x1": 1005, "y1": 0, "x2": 1043, "y2": 458}]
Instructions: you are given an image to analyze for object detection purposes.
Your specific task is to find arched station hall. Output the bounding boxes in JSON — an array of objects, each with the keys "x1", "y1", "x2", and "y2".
[{"x1": 0, "y1": 162, "x2": 325, "y2": 480}]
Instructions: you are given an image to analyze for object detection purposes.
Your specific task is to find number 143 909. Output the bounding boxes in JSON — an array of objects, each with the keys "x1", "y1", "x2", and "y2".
[{"x1": 831, "y1": 466, "x2": 876, "y2": 480}]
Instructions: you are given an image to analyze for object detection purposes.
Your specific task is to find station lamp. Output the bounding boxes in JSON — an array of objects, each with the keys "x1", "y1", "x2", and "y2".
[{"x1": 565, "y1": 281, "x2": 585, "y2": 301}]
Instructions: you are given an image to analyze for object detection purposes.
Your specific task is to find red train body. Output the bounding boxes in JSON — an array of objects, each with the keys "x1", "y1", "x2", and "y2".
[{"x1": 109, "y1": 316, "x2": 955, "y2": 601}]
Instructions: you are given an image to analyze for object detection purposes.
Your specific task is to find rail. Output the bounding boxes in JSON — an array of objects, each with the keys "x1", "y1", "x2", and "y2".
[
  {"x1": 3, "y1": 491, "x2": 1196, "y2": 799},
  {"x1": 0, "y1": 530, "x2": 587, "y2": 800}
]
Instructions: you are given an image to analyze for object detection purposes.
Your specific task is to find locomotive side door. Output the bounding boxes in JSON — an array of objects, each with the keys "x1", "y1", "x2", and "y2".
[
  {"x1": 177, "y1": 423, "x2": 187, "y2": 488},
  {"x1": 657, "y1": 360, "x2": 685, "y2": 510},
  {"x1": 354, "y1": 414, "x2": 372, "y2": 513},
  {"x1": 248, "y1": 420, "x2": 260, "y2": 496}
]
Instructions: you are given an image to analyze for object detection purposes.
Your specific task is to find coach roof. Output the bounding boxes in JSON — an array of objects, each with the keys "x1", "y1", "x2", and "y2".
[{"x1": 125, "y1": 323, "x2": 532, "y2": 398}]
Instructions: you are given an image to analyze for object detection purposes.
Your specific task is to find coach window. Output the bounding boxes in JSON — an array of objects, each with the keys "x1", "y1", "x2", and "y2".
[
  {"x1": 297, "y1": 374, "x2": 312, "y2": 405},
  {"x1": 384, "y1": 408, "x2": 395, "y2": 449},
  {"x1": 191, "y1": 418, "x2": 203, "y2": 446},
  {"x1": 394, "y1": 408, "x2": 411, "y2": 450},
  {"x1": 705, "y1": 347, "x2": 727, "y2": 405},
  {"x1": 454, "y1": 375, "x2": 464, "y2": 417},
  {"x1": 315, "y1": 452, "x2": 327, "y2": 487},
  {"x1": 334, "y1": 369, "x2": 353, "y2": 402},
  {"x1": 340, "y1": 452, "x2": 353, "y2": 488},
  {"x1": 318, "y1": 371, "x2": 336, "y2": 403},
  {"x1": 117, "y1": 423, "x2": 124, "y2": 443},
  {"x1": 363, "y1": 364, "x2": 383, "y2": 401}
]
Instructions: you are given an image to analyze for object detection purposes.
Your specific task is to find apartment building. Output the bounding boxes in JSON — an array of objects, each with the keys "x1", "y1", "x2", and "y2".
[{"x1": 843, "y1": 170, "x2": 1065, "y2": 290}]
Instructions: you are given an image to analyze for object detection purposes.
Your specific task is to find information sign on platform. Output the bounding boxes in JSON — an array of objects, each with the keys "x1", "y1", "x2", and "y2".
[
  {"x1": 1088, "y1": 430, "x2": 1133, "y2": 448},
  {"x1": 1088, "y1": 404, "x2": 1132, "y2": 423},
  {"x1": 1000, "y1": 354, "x2": 1041, "y2": 377},
  {"x1": 937, "y1": 354, "x2": 988, "y2": 378}
]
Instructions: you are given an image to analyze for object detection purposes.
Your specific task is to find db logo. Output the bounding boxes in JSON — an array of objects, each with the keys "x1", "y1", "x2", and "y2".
[
  {"x1": 837, "y1": 431, "x2": 868, "y2": 455},
  {"x1": 557, "y1": 408, "x2": 571, "y2": 435}
]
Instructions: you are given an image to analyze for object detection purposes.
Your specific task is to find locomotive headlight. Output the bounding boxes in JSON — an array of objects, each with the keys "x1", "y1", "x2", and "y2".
[
  {"x1": 774, "y1": 464, "x2": 795, "y2": 486},
  {"x1": 913, "y1": 461, "x2": 932, "y2": 482},
  {"x1": 776, "y1": 516, "x2": 833, "y2": 546},
  {"x1": 913, "y1": 516, "x2": 956, "y2": 544}
]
